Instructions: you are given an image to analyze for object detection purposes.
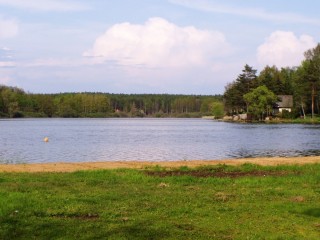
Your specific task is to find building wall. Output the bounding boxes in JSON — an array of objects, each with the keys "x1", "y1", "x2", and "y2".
[{"x1": 279, "y1": 108, "x2": 291, "y2": 113}]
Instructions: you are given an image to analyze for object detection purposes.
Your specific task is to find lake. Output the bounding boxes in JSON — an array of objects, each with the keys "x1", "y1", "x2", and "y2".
[{"x1": 0, "y1": 118, "x2": 320, "y2": 164}]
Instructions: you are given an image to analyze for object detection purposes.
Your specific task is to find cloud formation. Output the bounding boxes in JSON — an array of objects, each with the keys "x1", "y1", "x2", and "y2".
[
  {"x1": 84, "y1": 17, "x2": 230, "y2": 68},
  {"x1": 0, "y1": 61, "x2": 15, "y2": 67},
  {"x1": 0, "y1": 48, "x2": 14, "y2": 84},
  {"x1": 0, "y1": 47, "x2": 16, "y2": 70},
  {"x1": 257, "y1": 31, "x2": 316, "y2": 68},
  {"x1": 0, "y1": 17, "x2": 18, "y2": 39},
  {"x1": 0, "y1": 0, "x2": 89, "y2": 11},
  {"x1": 170, "y1": 0, "x2": 320, "y2": 25}
]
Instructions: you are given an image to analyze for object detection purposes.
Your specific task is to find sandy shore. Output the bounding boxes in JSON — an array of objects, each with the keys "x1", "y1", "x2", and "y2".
[{"x1": 0, "y1": 156, "x2": 320, "y2": 173}]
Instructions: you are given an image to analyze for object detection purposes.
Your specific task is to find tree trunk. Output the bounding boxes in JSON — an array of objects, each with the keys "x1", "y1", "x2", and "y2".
[
  {"x1": 301, "y1": 102, "x2": 306, "y2": 119},
  {"x1": 312, "y1": 83, "x2": 315, "y2": 118}
]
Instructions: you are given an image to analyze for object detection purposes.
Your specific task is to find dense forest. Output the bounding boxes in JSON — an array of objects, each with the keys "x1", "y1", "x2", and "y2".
[
  {"x1": 0, "y1": 86, "x2": 222, "y2": 118},
  {"x1": 224, "y1": 43, "x2": 320, "y2": 120}
]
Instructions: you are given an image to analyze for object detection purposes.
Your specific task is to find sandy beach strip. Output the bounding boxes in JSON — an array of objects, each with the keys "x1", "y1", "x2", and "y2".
[{"x1": 0, "y1": 156, "x2": 320, "y2": 173}]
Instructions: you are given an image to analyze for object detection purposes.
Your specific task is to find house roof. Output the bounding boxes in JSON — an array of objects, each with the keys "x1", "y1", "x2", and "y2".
[{"x1": 276, "y1": 95, "x2": 293, "y2": 108}]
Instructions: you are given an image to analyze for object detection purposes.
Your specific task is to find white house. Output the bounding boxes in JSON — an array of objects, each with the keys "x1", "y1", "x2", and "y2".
[{"x1": 273, "y1": 95, "x2": 293, "y2": 114}]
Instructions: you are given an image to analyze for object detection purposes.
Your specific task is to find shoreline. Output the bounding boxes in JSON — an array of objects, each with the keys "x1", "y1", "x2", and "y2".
[{"x1": 0, "y1": 156, "x2": 320, "y2": 173}]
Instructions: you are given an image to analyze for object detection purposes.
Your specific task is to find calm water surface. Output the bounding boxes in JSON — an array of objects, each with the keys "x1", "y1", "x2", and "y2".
[{"x1": 1, "y1": 118, "x2": 320, "y2": 163}]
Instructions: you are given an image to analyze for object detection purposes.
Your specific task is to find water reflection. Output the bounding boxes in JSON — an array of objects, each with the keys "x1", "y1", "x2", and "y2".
[{"x1": 0, "y1": 119, "x2": 320, "y2": 163}]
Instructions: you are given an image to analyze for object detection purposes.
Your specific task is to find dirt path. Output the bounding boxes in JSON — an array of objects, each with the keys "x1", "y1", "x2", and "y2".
[{"x1": 0, "y1": 156, "x2": 319, "y2": 173}]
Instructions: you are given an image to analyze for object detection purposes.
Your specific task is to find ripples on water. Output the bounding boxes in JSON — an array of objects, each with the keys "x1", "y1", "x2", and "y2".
[{"x1": 0, "y1": 118, "x2": 320, "y2": 163}]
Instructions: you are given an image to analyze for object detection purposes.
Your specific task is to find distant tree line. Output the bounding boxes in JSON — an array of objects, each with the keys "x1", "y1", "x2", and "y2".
[
  {"x1": 0, "y1": 86, "x2": 222, "y2": 118},
  {"x1": 224, "y1": 43, "x2": 320, "y2": 119}
]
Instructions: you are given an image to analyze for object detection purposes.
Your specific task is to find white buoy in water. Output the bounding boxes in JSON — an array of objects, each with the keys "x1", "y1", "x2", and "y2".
[{"x1": 44, "y1": 137, "x2": 49, "y2": 142}]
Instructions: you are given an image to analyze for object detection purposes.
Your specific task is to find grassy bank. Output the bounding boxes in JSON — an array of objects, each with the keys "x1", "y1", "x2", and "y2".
[
  {"x1": 265, "y1": 116, "x2": 320, "y2": 124},
  {"x1": 1, "y1": 164, "x2": 320, "y2": 239}
]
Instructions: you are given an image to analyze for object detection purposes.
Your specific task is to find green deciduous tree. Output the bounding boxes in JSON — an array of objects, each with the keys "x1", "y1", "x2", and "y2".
[
  {"x1": 211, "y1": 102, "x2": 224, "y2": 119},
  {"x1": 244, "y1": 86, "x2": 277, "y2": 120},
  {"x1": 0, "y1": 86, "x2": 24, "y2": 117},
  {"x1": 293, "y1": 63, "x2": 309, "y2": 118}
]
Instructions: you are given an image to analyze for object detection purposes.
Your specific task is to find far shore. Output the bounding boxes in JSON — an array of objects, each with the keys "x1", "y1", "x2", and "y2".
[{"x1": 0, "y1": 156, "x2": 320, "y2": 173}]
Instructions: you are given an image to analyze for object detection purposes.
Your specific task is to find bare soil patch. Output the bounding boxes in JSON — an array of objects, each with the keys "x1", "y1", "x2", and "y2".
[
  {"x1": 145, "y1": 169, "x2": 298, "y2": 178},
  {"x1": 50, "y1": 213, "x2": 99, "y2": 221}
]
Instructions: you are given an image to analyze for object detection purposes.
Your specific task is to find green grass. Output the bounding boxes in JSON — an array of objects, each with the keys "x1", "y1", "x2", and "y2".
[
  {"x1": 0, "y1": 164, "x2": 320, "y2": 239},
  {"x1": 272, "y1": 116, "x2": 320, "y2": 124}
]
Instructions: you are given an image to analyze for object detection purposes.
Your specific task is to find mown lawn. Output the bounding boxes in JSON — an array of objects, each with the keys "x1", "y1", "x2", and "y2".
[{"x1": 0, "y1": 163, "x2": 320, "y2": 239}]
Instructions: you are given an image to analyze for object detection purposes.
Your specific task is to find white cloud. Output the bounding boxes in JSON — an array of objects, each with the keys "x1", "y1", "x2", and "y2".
[
  {"x1": 84, "y1": 17, "x2": 231, "y2": 68},
  {"x1": 0, "y1": 46, "x2": 16, "y2": 69},
  {"x1": 257, "y1": 31, "x2": 316, "y2": 68},
  {"x1": 24, "y1": 58, "x2": 79, "y2": 67},
  {"x1": 0, "y1": 61, "x2": 15, "y2": 67},
  {"x1": 170, "y1": 0, "x2": 320, "y2": 25},
  {"x1": 0, "y1": 0, "x2": 89, "y2": 11},
  {"x1": 0, "y1": 17, "x2": 18, "y2": 39},
  {"x1": 21, "y1": 57, "x2": 101, "y2": 68},
  {"x1": 1, "y1": 47, "x2": 11, "y2": 51}
]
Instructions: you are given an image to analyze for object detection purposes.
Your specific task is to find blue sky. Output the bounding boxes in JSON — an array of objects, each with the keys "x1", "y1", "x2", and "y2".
[{"x1": 0, "y1": 0, "x2": 319, "y2": 94}]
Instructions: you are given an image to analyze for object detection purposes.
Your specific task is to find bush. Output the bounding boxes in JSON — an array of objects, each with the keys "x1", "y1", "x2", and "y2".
[
  {"x1": 12, "y1": 111, "x2": 24, "y2": 118},
  {"x1": 0, "y1": 112, "x2": 8, "y2": 118},
  {"x1": 211, "y1": 102, "x2": 224, "y2": 119},
  {"x1": 281, "y1": 110, "x2": 295, "y2": 119},
  {"x1": 111, "y1": 112, "x2": 129, "y2": 118}
]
